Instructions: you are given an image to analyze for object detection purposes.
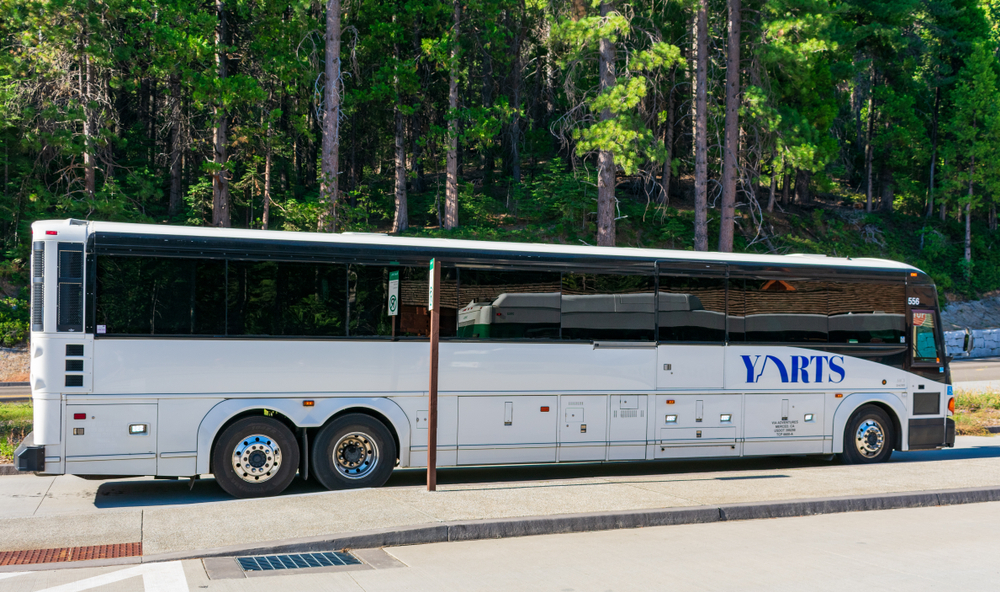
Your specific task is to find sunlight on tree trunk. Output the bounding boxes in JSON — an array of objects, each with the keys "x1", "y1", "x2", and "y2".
[
  {"x1": 693, "y1": 0, "x2": 708, "y2": 252},
  {"x1": 319, "y1": 0, "x2": 342, "y2": 233}
]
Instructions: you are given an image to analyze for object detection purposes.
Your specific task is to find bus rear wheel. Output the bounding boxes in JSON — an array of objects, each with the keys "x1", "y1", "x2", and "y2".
[
  {"x1": 212, "y1": 416, "x2": 300, "y2": 498},
  {"x1": 841, "y1": 405, "x2": 894, "y2": 465},
  {"x1": 312, "y1": 414, "x2": 396, "y2": 491}
]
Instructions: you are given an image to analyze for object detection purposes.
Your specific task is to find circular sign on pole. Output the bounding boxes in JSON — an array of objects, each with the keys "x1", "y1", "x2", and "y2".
[{"x1": 388, "y1": 294, "x2": 398, "y2": 314}]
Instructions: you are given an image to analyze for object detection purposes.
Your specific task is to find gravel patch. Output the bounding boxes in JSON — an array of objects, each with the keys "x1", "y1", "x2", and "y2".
[{"x1": 0, "y1": 349, "x2": 28, "y2": 383}]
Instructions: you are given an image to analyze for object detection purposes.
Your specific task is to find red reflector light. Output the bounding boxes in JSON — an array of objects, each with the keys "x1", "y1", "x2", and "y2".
[
  {"x1": 45, "y1": 230, "x2": 57, "y2": 235},
  {"x1": 73, "y1": 413, "x2": 86, "y2": 420},
  {"x1": 540, "y1": 406, "x2": 549, "y2": 412}
]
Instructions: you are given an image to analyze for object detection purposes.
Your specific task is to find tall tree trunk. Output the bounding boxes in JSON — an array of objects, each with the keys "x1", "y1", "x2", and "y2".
[
  {"x1": 965, "y1": 158, "x2": 974, "y2": 265},
  {"x1": 796, "y1": 169, "x2": 811, "y2": 204},
  {"x1": 596, "y1": 1, "x2": 616, "y2": 247},
  {"x1": 319, "y1": 0, "x2": 342, "y2": 232},
  {"x1": 880, "y1": 165, "x2": 893, "y2": 212},
  {"x1": 864, "y1": 67, "x2": 875, "y2": 214},
  {"x1": 718, "y1": 0, "x2": 740, "y2": 252},
  {"x1": 81, "y1": 36, "x2": 95, "y2": 198},
  {"x1": 444, "y1": 0, "x2": 460, "y2": 229},
  {"x1": 212, "y1": 0, "x2": 230, "y2": 228},
  {"x1": 926, "y1": 87, "x2": 940, "y2": 218},
  {"x1": 262, "y1": 113, "x2": 273, "y2": 230},
  {"x1": 168, "y1": 75, "x2": 183, "y2": 217},
  {"x1": 659, "y1": 65, "x2": 675, "y2": 206},
  {"x1": 391, "y1": 20, "x2": 408, "y2": 233},
  {"x1": 693, "y1": 0, "x2": 709, "y2": 251},
  {"x1": 766, "y1": 162, "x2": 776, "y2": 212},
  {"x1": 508, "y1": 5, "x2": 525, "y2": 188},
  {"x1": 781, "y1": 172, "x2": 790, "y2": 205}
]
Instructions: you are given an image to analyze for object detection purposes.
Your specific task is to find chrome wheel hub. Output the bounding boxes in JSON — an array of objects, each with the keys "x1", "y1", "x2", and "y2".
[
  {"x1": 333, "y1": 432, "x2": 379, "y2": 480},
  {"x1": 854, "y1": 419, "x2": 885, "y2": 458},
  {"x1": 232, "y1": 434, "x2": 281, "y2": 483}
]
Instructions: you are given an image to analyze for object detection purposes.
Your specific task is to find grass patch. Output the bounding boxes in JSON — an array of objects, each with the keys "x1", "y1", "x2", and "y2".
[
  {"x1": 953, "y1": 390, "x2": 1000, "y2": 436},
  {"x1": 0, "y1": 402, "x2": 32, "y2": 463}
]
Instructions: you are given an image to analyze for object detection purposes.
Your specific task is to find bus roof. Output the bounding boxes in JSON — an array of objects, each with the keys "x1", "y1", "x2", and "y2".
[{"x1": 34, "y1": 219, "x2": 925, "y2": 278}]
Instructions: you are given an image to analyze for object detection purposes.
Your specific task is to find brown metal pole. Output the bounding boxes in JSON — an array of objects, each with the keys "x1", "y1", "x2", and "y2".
[{"x1": 427, "y1": 260, "x2": 441, "y2": 491}]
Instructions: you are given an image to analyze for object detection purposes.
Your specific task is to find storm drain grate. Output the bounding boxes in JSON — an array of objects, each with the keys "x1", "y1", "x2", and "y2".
[{"x1": 236, "y1": 552, "x2": 361, "y2": 572}]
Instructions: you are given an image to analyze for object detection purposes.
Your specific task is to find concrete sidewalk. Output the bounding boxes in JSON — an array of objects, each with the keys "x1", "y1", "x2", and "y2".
[{"x1": 1, "y1": 436, "x2": 999, "y2": 562}]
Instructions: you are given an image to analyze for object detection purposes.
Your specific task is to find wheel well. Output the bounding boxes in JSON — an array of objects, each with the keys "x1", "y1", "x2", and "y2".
[
  {"x1": 326, "y1": 407, "x2": 401, "y2": 461},
  {"x1": 851, "y1": 401, "x2": 903, "y2": 451},
  {"x1": 208, "y1": 408, "x2": 299, "y2": 473}
]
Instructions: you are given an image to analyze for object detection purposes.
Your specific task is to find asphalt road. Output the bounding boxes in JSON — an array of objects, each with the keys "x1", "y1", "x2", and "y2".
[
  {"x1": 951, "y1": 356, "x2": 1000, "y2": 384},
  {"x1": 0, "y1": 501, "x2": 996, "y2": 591},
  {"x1": 0, "y1": 385, "x2": 29, "y2": 404}
]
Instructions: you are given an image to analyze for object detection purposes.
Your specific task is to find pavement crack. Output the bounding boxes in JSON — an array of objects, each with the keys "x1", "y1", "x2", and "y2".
[{"x1": 31, "y1": 476, "x2": 55, "y2": 516}]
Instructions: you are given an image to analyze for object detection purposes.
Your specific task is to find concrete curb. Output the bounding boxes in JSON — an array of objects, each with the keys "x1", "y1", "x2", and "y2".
[
  {"x1": 0, "y1": 465, "x2": 18, "y2": 476},
  {"x1": 139, "y1": 485, "x2": 1000, "y2": 564},
  {"x1": 3, "y1": 486, "x2": 998, "y2": 572}
]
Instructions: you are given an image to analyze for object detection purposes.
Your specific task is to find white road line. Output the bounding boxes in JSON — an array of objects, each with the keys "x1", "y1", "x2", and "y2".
[{"x1": 30, "y1": 561, "x2": 187, "y2": 592}]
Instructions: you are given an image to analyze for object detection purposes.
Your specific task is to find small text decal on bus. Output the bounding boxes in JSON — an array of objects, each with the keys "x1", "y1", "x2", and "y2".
[{"x1": 741, "y1": 355, "x2": 846, "y2": 384}]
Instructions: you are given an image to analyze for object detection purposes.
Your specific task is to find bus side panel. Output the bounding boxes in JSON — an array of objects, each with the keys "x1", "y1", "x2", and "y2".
[
  {"x1": 93, "y1": 341, "x2": 656, "y2": 396},
  {"x1": 158, "y1": 397, "x2": 224, "y2": 476}
]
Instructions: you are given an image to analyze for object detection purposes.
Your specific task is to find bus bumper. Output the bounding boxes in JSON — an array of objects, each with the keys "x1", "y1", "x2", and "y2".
[
  {"x1": 14, "y1": 432, "x2": 45, "y2": 472},
  {"x1": 908, "y1": 418, "x2": 955, "y2": 450}
]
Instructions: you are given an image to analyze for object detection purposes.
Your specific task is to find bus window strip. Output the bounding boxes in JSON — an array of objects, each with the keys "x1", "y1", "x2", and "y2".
[{"x1": 91, "y1": 254, "x2": 913, "y2": 346}]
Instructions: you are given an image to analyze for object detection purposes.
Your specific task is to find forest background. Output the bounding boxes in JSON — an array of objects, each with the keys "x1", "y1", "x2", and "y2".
[{"x1": 1, "y1": 0, "x2": 1000, "y2": 346}]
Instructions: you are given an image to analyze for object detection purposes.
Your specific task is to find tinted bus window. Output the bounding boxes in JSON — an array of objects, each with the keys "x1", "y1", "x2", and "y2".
[
  {"x1": 657, "y1": 276, "x2": 726, "y2": 342},
  {"x1": 911, "y1": 309, "x2": 940, "y2": 362},
  {"x1": 227, "y1": 261, "x2": 347, "y2": 337},
  {"x1": 350, "y1": 265, "x2": 457, "y2": 337},
  {"x1": 729, "y1": 279, "x2": 830, "y2": 343},
  {"x1": 556, "y1": 273, "x2": 655, "y2": 341},
  {"x1": 457, "y1": 269, "x2": 560, "y2": 339},
  {"x1": 827, "y1": 282, "x2": 905, "y2": 345},
  {"x1": 95, "y1": 256, "x2": 226, "y2": 335}
]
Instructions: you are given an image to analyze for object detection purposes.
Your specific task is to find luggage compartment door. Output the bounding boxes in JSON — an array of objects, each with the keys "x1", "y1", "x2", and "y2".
[
  {"x1": 65, "y1": 403, "x2": 157, "y2": 475},
  {"x1": 457, "y1": 396, "x2": 557, "y2": 465}
]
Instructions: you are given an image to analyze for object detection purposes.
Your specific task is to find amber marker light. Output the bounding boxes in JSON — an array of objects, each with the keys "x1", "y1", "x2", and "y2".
[
  {"x1": 835, "y1": 393, "x2": 843, "y2": 398},
  {"x1": 948, "y1": 397, "x2": 955, "y2": 414},
  {"x1": 666, "y1": 399, "x2": 675, "y2": 404},
  {"x1": 910, "y1": 272, "x2": 918, "y2": 277},
  {"x1": 303, "y1": 400, "x2": 315, "y2": 407}
]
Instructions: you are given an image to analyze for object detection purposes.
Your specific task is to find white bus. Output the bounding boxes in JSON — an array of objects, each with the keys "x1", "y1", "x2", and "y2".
[{"x1": 16, "y1": 219, "x2": 955, "y2": 498}]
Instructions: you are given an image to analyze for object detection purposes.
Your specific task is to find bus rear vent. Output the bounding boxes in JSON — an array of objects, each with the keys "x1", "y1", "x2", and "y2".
[
  {"x1": 65, "y1": 375, "x2": 83, "y2": 387},
  {"x1": 31, "y1": 242, "x2": 44, "y2": 331}
]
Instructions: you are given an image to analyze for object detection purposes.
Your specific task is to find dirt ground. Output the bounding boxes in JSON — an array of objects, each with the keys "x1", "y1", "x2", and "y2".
[{"x1": 0, "y1": 348, "x2": 29, "y2": 382}]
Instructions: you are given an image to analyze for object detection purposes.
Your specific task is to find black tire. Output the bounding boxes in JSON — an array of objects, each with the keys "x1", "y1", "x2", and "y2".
[
  {"x1": 212, "y1": 416, "x2": 300, "y2": 498},
  {"x1": 312, "y1": 413, "x2": 396, "y2": 491},
  {"x1": 840, "y1": 405, "x2": 894, "y2": 465}
]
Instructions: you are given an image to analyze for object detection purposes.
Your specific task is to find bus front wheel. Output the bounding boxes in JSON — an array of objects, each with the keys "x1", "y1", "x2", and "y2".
[
  {"x1": 312, "y1": 414, "x2": 396, "y2": 491},
  {"x1": 212, "y1": 416, "x2": 300, "y2": 498},
  {"x1": 841, "y1": 405, "x2": 894, "y2": 465}
]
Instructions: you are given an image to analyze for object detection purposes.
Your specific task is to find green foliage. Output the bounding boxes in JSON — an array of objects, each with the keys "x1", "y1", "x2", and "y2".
[
  {"x1": 0, "y1": 298, "x2": 28, "y2": 347},
  {"x1": 0, "y1": 403, "x2": 31, "y2": 462}
]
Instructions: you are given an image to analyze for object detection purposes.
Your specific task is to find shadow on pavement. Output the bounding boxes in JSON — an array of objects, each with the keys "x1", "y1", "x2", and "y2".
[{"x1": 91, "y1": 440, "x2": 1000, "y2": 508}]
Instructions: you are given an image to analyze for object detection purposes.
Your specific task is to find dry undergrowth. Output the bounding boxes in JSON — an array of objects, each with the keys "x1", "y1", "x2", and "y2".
[{"x1": 953, "y1": 389, "x2": 1000, "y2": 436}]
